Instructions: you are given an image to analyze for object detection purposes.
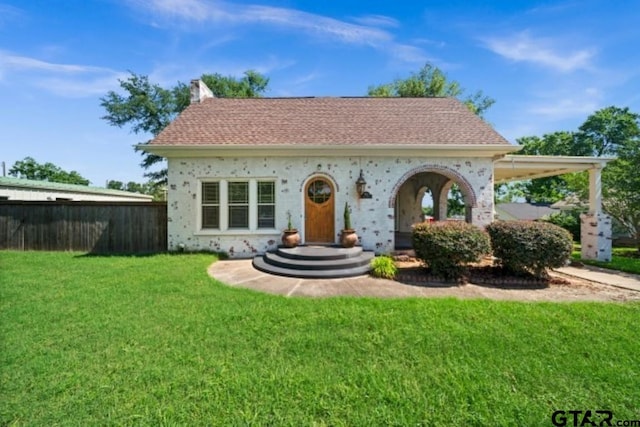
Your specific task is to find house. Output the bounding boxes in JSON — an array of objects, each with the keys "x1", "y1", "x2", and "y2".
[
  {"x1": 495, "y1": 202, "x2": 559, "y2": 221},
  {"x1": 0, "y1": 177, "x2": 153, "y2": 202},
  {"x1": 141, "y1": 79, "x2": 613, "y2": 261}
]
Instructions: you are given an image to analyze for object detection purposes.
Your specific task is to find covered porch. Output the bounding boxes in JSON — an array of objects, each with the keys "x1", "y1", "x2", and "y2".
[
  {"x1": 494, "y1": 155, "x2": 613, "y2": 262},
  {"x1": 392, "y1": 155, "x2": 613, "y2": 262}
]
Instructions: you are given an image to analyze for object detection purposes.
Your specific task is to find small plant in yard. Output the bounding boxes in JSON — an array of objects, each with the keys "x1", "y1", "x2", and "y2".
[
  {"x1": 370, "y1": 255, "x2": 398, "y2": 279},
  {"x1": 412, "y1": 221, "x2": 491, "y2": 281},
  {"x1": 487, "y1": 220, "x2": 573, "y2": 277}
]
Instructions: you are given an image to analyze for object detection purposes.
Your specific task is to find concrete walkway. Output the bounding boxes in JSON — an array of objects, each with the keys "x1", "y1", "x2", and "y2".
[
  {"x1": 554, "y1": 264, "x2": 640, "y2": 292},
  {"x1": 208, "y1": 258, "x2": 640, "y2": 300}
]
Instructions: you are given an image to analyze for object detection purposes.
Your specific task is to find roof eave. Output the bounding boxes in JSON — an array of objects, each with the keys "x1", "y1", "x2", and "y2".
[{"x1": 138, "y1": 143, "x2": 522, "y2": 158}]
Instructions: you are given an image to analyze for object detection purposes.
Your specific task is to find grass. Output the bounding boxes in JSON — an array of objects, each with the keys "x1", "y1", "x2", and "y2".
[
  {"x1": 573, "y1": 246, "x2": 640, "y2": 275},
  {"x1": 1, "y1": 251, "x2": 639, "y2": 426}
]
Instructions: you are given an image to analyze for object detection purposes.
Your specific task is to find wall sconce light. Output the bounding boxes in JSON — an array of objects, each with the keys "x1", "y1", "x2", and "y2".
[{"x1": 356, "y1": 169, "x2": 372, "y2": 199}]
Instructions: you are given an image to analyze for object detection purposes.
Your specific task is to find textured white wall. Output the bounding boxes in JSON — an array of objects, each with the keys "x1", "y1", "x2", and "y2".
[{"x1": 167, "y1": 156, "x2": 495, "y2": 257}]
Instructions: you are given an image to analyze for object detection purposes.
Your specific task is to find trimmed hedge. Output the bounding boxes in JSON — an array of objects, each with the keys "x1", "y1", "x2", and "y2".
[
  {"x1": 486, "y1": 221, "x2": 573, "y2": 277},
  {"x1": 412, "y1": 221, "x2": 491, "y2": 280}
]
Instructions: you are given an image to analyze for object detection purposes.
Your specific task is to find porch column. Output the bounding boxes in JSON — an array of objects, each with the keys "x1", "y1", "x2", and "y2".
[
  {"x1": 588, "y1": 165, "x2": 602, "y2": 214},
  {"x1": 435, "y1": 181, "x2": 453, "y2": 221},
  {"x1": 580, "y1": 166, "x2": 612, "y2": 261}
]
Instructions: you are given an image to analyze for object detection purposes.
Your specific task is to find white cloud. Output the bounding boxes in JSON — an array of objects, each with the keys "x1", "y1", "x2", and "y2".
[
  {"x1": 292, "y1": 72, "x2": 320, "y2": 86},
  {"x1": 0, "y1": 51, "x2": 124, "y2": 97},
  {"x1": 145, "y1": 54, "x2": 296, "y2": 90},
  {"x1": 351, "y1": 14, "x2": 399, "y2": 28},
  {"x1": 528, "y1": 87, "x2": 602, "y2": 119},
  {"x1": 483, "y1": 31, "x2": 595, "y2": 72},
  {"x1": 0, "y1": 51, "x2": 112, "y2": 74},
  {"x1": 129, "y1": 0, "x2": 426, "y2": 63},
  {"x1": 390, "y1": 44, "x2": 432, "y2": 64},
  {"x1": 0, "y1": 4, "x2": 24, "y2": 27},
  {"x1": 35, "y1": 73, "x2": 129, "y2": 97},
  {"x1": 529, "y1": 98, "x2": 598, "y2": 118},
  {"x1": 131, "y1": 0, "x2": 214, "y2": 21},
  {"x1": 243, "y1": 5, "x2": 391, "y2": 46}
]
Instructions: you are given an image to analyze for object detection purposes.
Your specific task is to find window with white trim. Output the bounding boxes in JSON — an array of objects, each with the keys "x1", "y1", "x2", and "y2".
[
  {"x1": 199, "y1": 179, "x2": 276, "y2": 231},
  {"x1": 202, "y1": 182, "x2": 220, "y2": 229},
  {"x1": 257, "y1": 181, "x2": 275, "y2": 229},
  {"x1": 228, "y1": 181, "x2": 249, "y2": 229}
]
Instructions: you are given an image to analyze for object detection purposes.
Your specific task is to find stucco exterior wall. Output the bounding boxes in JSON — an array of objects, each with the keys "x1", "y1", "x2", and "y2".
[
  {"x1": 167, "y1": 156, "x2": 495, "y2": 257},
  {"x1": 396, "y1": 182, "x2": 423, "y2": 232}
]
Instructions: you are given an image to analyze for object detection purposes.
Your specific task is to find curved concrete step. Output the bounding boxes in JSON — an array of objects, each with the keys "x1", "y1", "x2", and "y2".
[
  {"x1": 253, "y1": 255, "x2": 373, "y2": 279},
  {"x1": 276, "y1": 245, "x2": 363, "y2": 261},
  {"x1": 252, "y1": 245, "x2": 374, "y2": 279},
  {"x1": 264, "y1": 250, "x2": 373, "y2": 271}
]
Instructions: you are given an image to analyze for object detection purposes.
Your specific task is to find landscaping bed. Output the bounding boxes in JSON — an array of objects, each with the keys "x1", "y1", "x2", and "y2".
[{"x1": 392, "y1": 254, "x2": 640, "y2": 303}]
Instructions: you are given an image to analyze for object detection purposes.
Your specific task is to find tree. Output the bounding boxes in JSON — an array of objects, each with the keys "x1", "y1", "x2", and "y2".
[
  {"x1": 446, "y1": 184, "x2": 465, "y2": 217},
  {"x1": 514, "y1": 132, "x2": 586, "y2": 203},
  {"x1": 577, "y1": 106, "x2": 640, "y2": 156},
  {"x1": 100, "y1": 71, "x2": 269, "y2": 184},
  {"x1": 368, "y1": 63, "x2": 495, "y2": 117},
  {"x1": 587, "y1": 108, "x2": 640, "y2": 251},
  {"x1": 601, "y1": 155, "x2": 640, "y2": 251},
  {"x1": 106, "y1": 179, "x2": 166, "y2": 201},
  {"x1": 8, "y1": 157, "x2": 90, "y2": 185}
]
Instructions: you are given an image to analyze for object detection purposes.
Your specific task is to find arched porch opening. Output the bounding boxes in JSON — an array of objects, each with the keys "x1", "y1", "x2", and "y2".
[{"x1": 391, "y1": 166, "x2": 477, "y2": 249}]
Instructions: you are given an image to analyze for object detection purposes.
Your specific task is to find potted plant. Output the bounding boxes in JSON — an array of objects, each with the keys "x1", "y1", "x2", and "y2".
[
  {"x1": 340, "y1": 202, "x2": 358, "y2": 248},
  {"x1": 282, "y1": 211, "x2": 301, "y2": 248}
]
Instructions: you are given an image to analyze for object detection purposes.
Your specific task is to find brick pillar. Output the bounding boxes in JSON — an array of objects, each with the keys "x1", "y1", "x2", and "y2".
[{"x1": 580, "y1": 213, "x2": 612, "y2": 262}]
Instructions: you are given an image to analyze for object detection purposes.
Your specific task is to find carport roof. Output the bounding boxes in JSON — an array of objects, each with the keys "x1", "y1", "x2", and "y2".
[{"x1": 494, "y1": 155, "x2": 613, "y2": 183}]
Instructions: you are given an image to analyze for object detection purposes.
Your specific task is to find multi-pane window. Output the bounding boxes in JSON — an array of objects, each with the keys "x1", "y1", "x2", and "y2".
[
  {"x1": 202, "y1": 182, "x2": 220, "y2": 229},
  {"x1": 228, "y1": 182, "x2": 249, "y2": 228},
  {"x1": 200, "y1": 180, "x2": 276, "y2": 231},
  {"x1": 257, "y1": 182, "x2": 275, "y2": 229}
]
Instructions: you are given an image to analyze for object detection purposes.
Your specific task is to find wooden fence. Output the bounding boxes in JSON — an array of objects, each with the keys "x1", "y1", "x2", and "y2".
[{"x1": 0, "y1": 201, "x2": 167, "y2": 253}]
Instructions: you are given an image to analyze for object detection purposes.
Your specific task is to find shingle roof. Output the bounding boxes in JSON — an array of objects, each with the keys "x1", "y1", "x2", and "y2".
[
  {"x1": 149, "y1": 97, "x2": 511, "y2": 146},
  {"x1": 495, "y1": 203, "x2": 559, "y2": 221}
]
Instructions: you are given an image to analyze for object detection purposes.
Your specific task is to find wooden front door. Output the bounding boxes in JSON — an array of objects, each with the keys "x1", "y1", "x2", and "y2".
[{"x1": 305, "y1": 178, "x2": 335, "y2": 243}]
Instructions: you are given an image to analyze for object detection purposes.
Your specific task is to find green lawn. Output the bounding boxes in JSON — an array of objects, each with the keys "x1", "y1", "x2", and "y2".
[
  {"x1": 1, "y1": 251, "x2": 639, "y2": 426},
  {"x1": 573, "y1": 246, "x2": 640, "y2": 275}
]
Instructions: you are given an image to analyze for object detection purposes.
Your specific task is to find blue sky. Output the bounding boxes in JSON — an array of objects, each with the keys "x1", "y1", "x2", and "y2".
[{"x1": 1, "y1": 0, "x2": 639, "y2": 186}]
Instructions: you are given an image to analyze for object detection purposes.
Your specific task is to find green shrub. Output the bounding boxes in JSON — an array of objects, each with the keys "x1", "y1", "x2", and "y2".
[
  {"x1": 542, "y1": 210, "x2": 582, "y2": 241},
  {"x1": 412, "y1": 221, "x2": 491, "y2": 280},
  {"x1": 370, "y1": 255, "x2": 398, "y2": 279},
  {"x1": 486, "y1": 221, "x2": 573, "y2": 277}
]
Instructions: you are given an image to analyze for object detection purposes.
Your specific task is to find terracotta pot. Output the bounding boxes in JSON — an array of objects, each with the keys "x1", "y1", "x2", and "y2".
[
  {"x1": 340, "y1": 229, "x2": 358, "y2": 248},
  {"x1": 282, "y1": 229, "x2": 301, "y2": 248}
]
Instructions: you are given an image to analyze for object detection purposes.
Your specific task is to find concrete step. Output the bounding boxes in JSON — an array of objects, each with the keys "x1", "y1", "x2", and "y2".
[
  {"x1": 264, "y1": 250, "x2": 374, "y2": 271},
  {"x1": 252, "y1": 245, "x2": 374, "y2": 279},
  {"x1": 276, "y1": 245, "x2": 363, "y2": 261}
]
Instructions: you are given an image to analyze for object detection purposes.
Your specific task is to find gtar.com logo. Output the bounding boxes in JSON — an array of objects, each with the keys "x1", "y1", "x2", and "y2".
[{"x1": 551, "y1": 410, "x2": 613, "y2": 426}]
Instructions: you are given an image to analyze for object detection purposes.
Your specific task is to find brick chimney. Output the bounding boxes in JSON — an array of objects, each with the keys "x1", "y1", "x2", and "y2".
[{"x1": 190, "y1": 79, "x2": 214, "y2": 104}]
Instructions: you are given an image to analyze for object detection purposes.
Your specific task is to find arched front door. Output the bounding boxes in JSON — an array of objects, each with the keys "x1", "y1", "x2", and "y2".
[{"x1": 305, "y1": 178, "x2": 335, "y2": 243}]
